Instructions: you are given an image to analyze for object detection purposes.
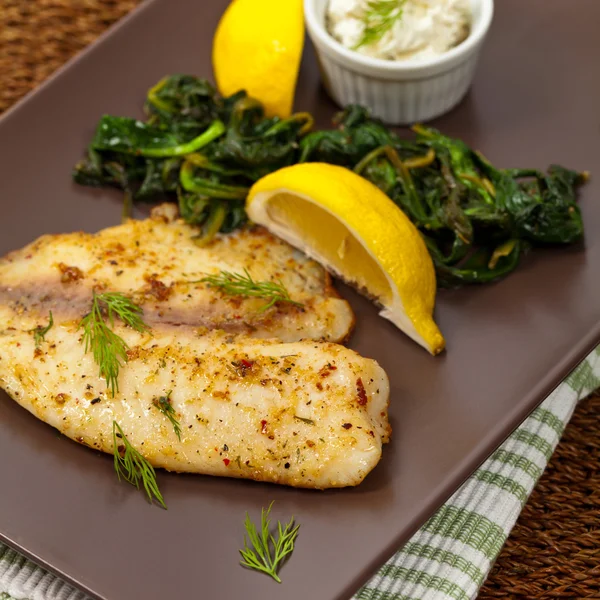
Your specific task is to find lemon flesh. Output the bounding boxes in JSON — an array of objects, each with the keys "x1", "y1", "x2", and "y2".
[
  {"x1": 247, "y1": 164, "x2": 445, "y2": 355},
  {"x1": 212, "y1": 0, "x2": 304, "y2": 118}
]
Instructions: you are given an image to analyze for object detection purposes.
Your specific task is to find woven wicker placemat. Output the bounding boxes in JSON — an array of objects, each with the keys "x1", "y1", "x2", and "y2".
[{"x1": 1, "y1": 2, "x2": 599, "y2": 598}]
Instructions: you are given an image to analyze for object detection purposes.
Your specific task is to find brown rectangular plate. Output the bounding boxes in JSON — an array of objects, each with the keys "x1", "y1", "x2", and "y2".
[{"x1": 0, "y1": 1, "x2": 599, "y2": 599}]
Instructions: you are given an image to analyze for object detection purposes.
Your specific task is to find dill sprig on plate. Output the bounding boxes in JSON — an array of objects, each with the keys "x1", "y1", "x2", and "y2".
[
  {"x1": 355, "y1": 0, "x2": 407, "y2": 49},
  {"x1": 79, "y1": 292, "x2": 149, "y2": 397},
  {"x1": 200, "y1": 269, "x2": 304, "y2": 312},
  {"x1": 112, "y1": 421, "x2": 166, "y2": 508},
  {"x1": 30, "y1": 311, "x2": 54, "y2": 347},
  {"x1": 153, "y1": 390, "x2": 182, "y2": 441},
  {"x1": 239, "y1": 501, "x2": 300, "y2": 583}
]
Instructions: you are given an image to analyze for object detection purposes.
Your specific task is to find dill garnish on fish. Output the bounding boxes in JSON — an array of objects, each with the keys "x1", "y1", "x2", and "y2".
[
  {"x1": 113, "y1": 420, "x2": 166, "y2": 508},
  {"x1": 200, "y1": 269, "x2": 304, "y2": 312},
  {"x1": 79, "y1": 292, "x2": 149, "y2": 397}
]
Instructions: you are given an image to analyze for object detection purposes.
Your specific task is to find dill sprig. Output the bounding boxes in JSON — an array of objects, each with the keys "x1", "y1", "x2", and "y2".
[
  {"x1": 355, "y1": 0, "x2": 406, "y2": 49},
  {"x1": 239, "y1": 502, "x2": 300, "y2": 583},
  {"x1": 200, "y1": 269, "x2": 304, "y2": 312},
  {"x1": 112, "y1": 421, "x2": 166, "y2": 508},
  {"x1": 153, "y1": 390, "x2": 182, "y2": 441},
  {"x1": 30, "y1": 311, "x2": 54, "y2": 347},
  {"x1": 79, "y1": 292, "x2": 149, "y2": 397}
]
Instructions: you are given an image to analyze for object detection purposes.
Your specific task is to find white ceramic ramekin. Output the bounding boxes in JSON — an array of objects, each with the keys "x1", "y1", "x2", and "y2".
[{"x1": 304, "y1": 0, "x2": 494, "y2": 125}]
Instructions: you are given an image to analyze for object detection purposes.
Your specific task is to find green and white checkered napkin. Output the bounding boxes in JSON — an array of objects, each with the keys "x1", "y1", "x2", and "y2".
[{"x1": 2, "y1": 347, "x2": 599, "y2": 600}]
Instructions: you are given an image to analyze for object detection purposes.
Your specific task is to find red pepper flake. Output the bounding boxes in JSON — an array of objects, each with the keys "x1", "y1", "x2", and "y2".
[
  {"x1": 223, "y1": 458, "x2": 230, "y2": 466},
  {"x1": 319, "y1": 363, "x2": 338, "y2": 378},
  {"x1": 232, "y1": 358, "x2": 255, "y2": 377},
  {"x1": 261, "y1": 419, "x2": 268, "y2": 434},
  {"x1": 356, "y1": 378, "x2": 368, "y2": 406},
  {"x1": 342, "y1": 423, "x2": 352, "y2": 429}
]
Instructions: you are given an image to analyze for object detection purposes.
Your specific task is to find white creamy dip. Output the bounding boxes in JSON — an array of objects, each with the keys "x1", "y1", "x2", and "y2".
[{"x1": 326, "y1": 0, "x2": 472, "y2": 62}]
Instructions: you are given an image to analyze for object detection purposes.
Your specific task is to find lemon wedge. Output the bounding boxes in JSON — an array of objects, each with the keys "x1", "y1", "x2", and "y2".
[
  {"x1": 212, "y1": 0, "x2": 304, "y2": 119},
  {"x1": 246, "y1": 163, "x2": 445, "y2": 355}
]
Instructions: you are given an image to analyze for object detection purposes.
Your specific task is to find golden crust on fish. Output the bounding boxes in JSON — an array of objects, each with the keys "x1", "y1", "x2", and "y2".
[
  {"x1": 0, "y1": 317, "x2": 390, "y2": 489},
  {"x1": 0, "y1": 204, "x2": 354, "y2": 343},
  {"x1": 0, "y1": 205, "x2": 390, "y2": 489}
]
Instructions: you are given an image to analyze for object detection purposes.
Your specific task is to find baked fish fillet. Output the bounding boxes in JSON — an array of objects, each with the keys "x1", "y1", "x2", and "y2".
[
  {"x1": 0, "y1": 318, "x2": 390, "y2": 488},
  {"x1": 0, "y1": 206, "x2": 390, "y2": 488},
  {"x1": 0, "y1": 204, "x2": 354, "y2": 343}
]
